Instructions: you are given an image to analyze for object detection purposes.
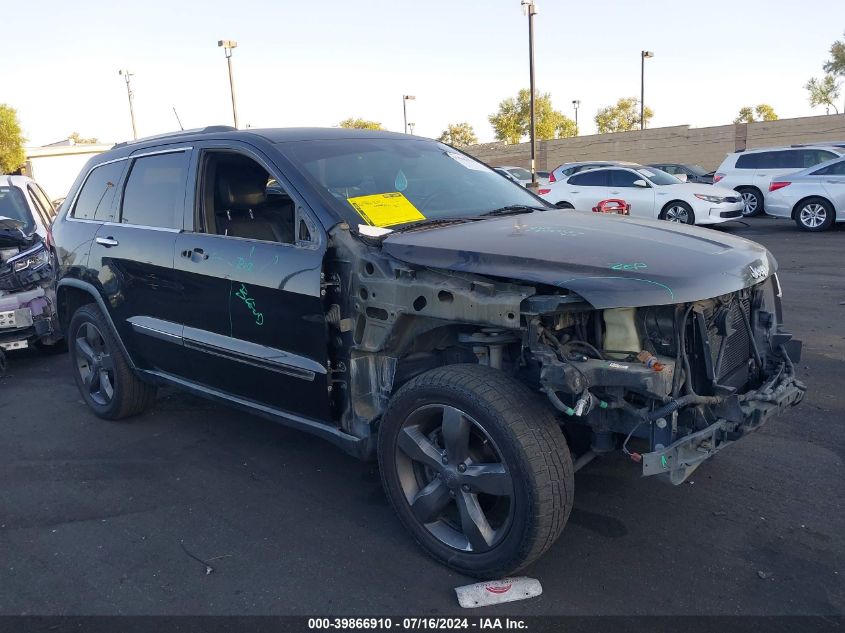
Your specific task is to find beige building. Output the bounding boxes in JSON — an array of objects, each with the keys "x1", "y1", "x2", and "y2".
[{"x1": 23, "y1": 139, "x2": 112, "y2": 200}]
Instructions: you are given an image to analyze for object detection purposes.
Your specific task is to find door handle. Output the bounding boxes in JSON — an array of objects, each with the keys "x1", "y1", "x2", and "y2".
[
  {"x1": 181, "y1": 247, "x2": 209, "y2": 261},
  {"x1": 610, "y1": 190, "x2": 620, "y2": 194},
  {"x1": 95, "y1": 236, "x2": 119, "y2": 247}
]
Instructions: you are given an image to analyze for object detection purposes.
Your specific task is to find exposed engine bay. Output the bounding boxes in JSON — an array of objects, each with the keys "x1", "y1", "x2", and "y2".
[
  {"x1": 322, "y1": 224, "x2": 806, "y2": 483},
  {"x1": 0, "y1": 224, "x2": 60, "y2": 368}
]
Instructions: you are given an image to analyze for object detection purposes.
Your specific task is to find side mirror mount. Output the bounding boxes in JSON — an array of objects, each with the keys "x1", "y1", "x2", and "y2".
[{"x1": 633, "y1": 179, "x2": 649, "y2": 188}]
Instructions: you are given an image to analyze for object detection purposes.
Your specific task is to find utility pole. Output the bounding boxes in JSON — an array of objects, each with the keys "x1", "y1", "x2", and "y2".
[
  {"x1": 218, "y1": 40, "x2": 239, "y2": 128},
  {"x1": 572, "y1": 99, "x2": 580, "y2": 135},
  {"x1": 118, "y1": 70, "x2": 137, "y2": 140},
  {"x1": 641, "y1": 50, "x2": 654, "y2": 130},
  {"x1": 402, "y1": 95, "x2": 416, "y2": 134},
  {"x1": 522, "y1": 0, "x2": 539, "y2": 189}
]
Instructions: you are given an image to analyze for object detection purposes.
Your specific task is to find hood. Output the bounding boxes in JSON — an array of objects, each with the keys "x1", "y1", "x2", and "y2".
[
  {"x1": 381, "y1": 210, "x2": 775, "y2": 309},
  {"x1": 0, "y1": 217, "x2": 36, "y2": 248}
]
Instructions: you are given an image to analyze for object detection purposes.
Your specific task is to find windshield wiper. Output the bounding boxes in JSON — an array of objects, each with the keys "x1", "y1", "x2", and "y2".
[
  {"x1": 374, "y1": 216, "x2": 483, "y2": 237},
  {"x1": 480, "y1": 205, "x2": 546, "y2": 217}
]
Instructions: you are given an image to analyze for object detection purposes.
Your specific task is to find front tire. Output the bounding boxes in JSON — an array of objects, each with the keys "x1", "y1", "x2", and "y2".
[
  {"x1": 378, "y1": 364, "x2": 573, "y2": 578},
  {"x1": 660, "y1": 201, "x2": 695, "y2": 224},
  {"x1": 68, "y1": 304, "x2": 156, "y2": 420},
  {"x1": 794, "y1": 198, "x2": 834, "y2": 232},
  {"x1": 737, "y1": 187, "x2": 763, "y2": 217},
  {"x1": 555, "y1": 201, "x2": 574, "y2": 209}
]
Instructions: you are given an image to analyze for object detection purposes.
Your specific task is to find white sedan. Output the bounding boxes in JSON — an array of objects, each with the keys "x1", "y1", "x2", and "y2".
[{"x1": 537, "y1": 165, "x2": 744, "y2": 225}]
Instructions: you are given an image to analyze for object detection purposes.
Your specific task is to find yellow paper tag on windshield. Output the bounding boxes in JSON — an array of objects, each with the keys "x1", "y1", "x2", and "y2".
[{"x1": 347, "y1": 192, "x2": 425, "y2": 227}]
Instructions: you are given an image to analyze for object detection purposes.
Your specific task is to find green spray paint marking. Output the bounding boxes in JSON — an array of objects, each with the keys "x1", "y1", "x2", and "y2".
[
  {"x1": 234, "y1": 284, "x2": 264, "y2": 325},
  {"x1": 610, "y1": 262, "x2": 648, "y2": 271},
  {"x1": 661, "y1": 455, "x2": 669, "y2": 469}
]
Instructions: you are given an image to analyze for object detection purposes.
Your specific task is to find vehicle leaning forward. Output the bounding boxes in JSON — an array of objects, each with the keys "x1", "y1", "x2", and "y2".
[{"x1": 50, "y1": 127, "x2": 806, "y2": 578}]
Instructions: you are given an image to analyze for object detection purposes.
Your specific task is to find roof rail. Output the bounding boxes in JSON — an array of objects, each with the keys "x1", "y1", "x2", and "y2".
[{"x1": 112, "y1": 125, "x2": 237, "y2": 149}]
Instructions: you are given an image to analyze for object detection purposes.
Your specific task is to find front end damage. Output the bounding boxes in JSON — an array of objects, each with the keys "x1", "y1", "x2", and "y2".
[
  {"x1": 323, "y1": 223, "x2": 805, "y2": 483},
  {"x1": 0, "y1": 236, "x2": 60, "y2": 363}
]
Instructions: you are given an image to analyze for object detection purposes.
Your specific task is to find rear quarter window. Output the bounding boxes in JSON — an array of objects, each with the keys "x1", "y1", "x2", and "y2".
[
  {"x1": 72, "y1": 161, "x2": 127, "y2": 221},
  {"x1": 735, "y1": 153, "x2": 762, "y2": 169}
]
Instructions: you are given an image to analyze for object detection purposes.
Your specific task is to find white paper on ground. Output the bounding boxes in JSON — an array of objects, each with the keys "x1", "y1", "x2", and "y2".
[{"x1": 455, "y1": 577, "x2": 542, "y2": 608}]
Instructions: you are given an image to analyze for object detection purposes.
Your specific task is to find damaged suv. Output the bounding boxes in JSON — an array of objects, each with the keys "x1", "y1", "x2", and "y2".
[
  {"x1": 51, "y1": 127, "x2": 805, "y2": 577},
  {"x1": 1, "y1": 176, "x2": 61, "y2": 361}
]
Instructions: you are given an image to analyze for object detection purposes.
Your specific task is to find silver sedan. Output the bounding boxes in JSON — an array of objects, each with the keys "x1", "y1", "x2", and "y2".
[{"x1": 766, "y1": 157, "x2": 845, "y2": 231}]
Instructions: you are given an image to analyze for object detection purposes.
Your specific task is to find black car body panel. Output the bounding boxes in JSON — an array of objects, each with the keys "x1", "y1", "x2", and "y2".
[{"x1": 382, "y1": 210, "x2": 775, "y2": 309}]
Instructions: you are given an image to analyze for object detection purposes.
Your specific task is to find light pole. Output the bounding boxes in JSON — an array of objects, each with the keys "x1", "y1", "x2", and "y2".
[
  {"x1": 572, "y1": 99, "x2": 580, "y2": 134},
  {"x1": 402, "y1": 95, "x2": 415, "y2": 134},
  {"x1": 218, "y1": 39, "x2": 239, "y2": 128},
  {"x1": 118, "y1": 70, "x2": 137, "y2": 140},
  {"x1": 522, "y1": 0, "x2": 539, "y2": 188},
  {"x1": 640, "y1": 50, "x2": 654, "y2": 130}
]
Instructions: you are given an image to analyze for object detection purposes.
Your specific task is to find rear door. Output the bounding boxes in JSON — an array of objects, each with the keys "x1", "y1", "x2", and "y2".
[
  {"x1": 817, "y1": 159, "x2": 845, "y2": 213},
  {"x1": 170, "y1": 141, "x2": 331, "y2": 422},
  {"x1": 607, "y1": 169, "x2": 657, "y2": 218},
  {"x1": 565, "y1": 168, "x2": 611, "y2": 210},
  {"x1": 87, "y1": 147, "x2": 191, "y2": 374}
]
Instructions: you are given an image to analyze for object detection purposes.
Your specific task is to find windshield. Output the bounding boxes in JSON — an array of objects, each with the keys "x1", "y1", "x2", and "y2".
[
  {"x1": 279, "y1": 138, "x2": 548, "y2": 230},
  {"x1": 637, "y1": 168, "x2": 683, "y2": 186},
  {"x1": 0, "y1": 186, "x2": 36, "y2": 234}
]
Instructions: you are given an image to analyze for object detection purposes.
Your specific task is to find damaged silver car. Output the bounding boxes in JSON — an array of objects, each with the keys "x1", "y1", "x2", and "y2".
[
  {"x1": 51, "y1": 128, "x2": 805, "y2": 578},
  {"x1": 0, "y1": 178, "x2": 62, "y2": 366}
]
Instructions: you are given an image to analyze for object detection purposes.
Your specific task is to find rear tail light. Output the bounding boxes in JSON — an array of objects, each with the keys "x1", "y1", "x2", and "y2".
[
  {"x1": 713, "y1": 173, "x2": 725, "y2": 183},
  {"x1": 769, "y1": 181, "x2": 790, "y2": 192},
  {"x1": 548, "y1": 171, "x2": 557, "y2": 183},
  {"x1": 538, "y1": 188, "x2": 551, "y2": 195}
]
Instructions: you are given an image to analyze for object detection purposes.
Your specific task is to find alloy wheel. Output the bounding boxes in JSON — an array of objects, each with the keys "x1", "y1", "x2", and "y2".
[
  {"x1": 664, "y1": 205, "x2": 689, "y2": 223},
  {"x1": 799, "y1": 203, "x2": 827, "y2": 228},
  {"x1": 74, "y1": 322, "x2": 115, "y2": 406},
  {"x1": 741, "y1": 192, "x2": 758, "y2": 216},
  {"x1": 394, "y1": 404, "x2": 514, "y2": 553}
]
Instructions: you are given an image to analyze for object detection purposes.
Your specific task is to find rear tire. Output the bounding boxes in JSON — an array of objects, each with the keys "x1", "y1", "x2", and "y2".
[
  {"x1": 555, "y1": 201, "x2": 574, "y2": 209},
  {"x1": 794, "y1": 197, "x2": 834, "y2": 232},
  {"x1": 737, "y1": 187, "x2": 763, "y2": 217},
  {"x1": 68, "y1": 304, "x2": 156, "y2": 420},
  {"x1": 378, "y1": 364, "x2": 573, "y2": 578}
]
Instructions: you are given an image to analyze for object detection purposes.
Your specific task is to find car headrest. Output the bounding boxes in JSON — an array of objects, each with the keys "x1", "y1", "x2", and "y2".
[{"x1": 217, "y1": 162, "x2": 267, "y2": 209}]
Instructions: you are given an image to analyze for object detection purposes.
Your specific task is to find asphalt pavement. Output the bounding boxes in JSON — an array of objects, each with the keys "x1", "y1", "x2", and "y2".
[{"x1": 0, "y1": 216, "x2": 842, "y2": 616}]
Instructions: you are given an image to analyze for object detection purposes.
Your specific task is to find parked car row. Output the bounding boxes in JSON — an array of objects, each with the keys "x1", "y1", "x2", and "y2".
[{"x1": 496, "y1": 140, "x2": 845, "y2": 232}]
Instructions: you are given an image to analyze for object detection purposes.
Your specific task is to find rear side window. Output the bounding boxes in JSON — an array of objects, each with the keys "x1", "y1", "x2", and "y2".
[
  {"x1": 121, "y1": 151, "x2": 189, "y2": 229},
  {"x1": 812, "y1": 160, "x2": 845, "y2": 176},
  {"x1": 72, "y1": 161, "x2": 126, "y2": 221},
  {"x1": 609, "y1": 169, "x2": 641, "y2": 187},
  {"x1": 569, "y1": 169, "x2": 609, "y2": 186},
  {"x1": 735, "y1": 153, "x2": 761, "y2": 169}
]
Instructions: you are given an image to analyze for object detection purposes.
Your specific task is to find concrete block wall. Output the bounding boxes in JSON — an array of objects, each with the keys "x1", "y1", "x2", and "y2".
[{"x1": 464, "y1": 114, "x2": 845, "y2": 172}]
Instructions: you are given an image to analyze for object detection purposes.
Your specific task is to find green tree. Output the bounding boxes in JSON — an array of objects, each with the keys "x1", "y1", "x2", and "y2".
[
  {"x1": 805, "y1": 75, "x2": 841, "y2": 114},
  {"x1": 338, "y1": 118, "x2": 382, "y2": 130},
  {"x1": 68, "y1": 131, "x2": 99, "y2": 144},
  {"x1": 823, "y1": 31, "x2": 845, "y2": 77},
  {"x1": 594, "y1": 97, "x2": 653, "y2": 133},
  {"x1": 0, "y1": 104, "x2": 26, "y2": 174},
  {"x1": 437, "y1": 122, "x2": 478, "y2": 148},
  {"x1": 488, "y1": 89, "x2": 577, "y2": 143},
  {"x1": 733, "y1": 104, "x2": 778, "y2": 123}
]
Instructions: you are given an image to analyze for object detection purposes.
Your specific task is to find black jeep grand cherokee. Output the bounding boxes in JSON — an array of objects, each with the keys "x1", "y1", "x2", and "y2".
[{"x1": 51, "y1": 127, "x2": 805, "y2": 577}]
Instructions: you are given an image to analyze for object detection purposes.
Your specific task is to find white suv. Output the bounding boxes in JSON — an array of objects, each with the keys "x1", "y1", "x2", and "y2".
[{"x1": 713, "y1": 145, "x2": 844, "y2": 216}]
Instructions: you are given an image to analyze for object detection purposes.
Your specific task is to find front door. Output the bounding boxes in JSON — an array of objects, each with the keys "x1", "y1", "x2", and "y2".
[
  {"x1": 171, "y1": 143, "x2": 331, "y2": 422},
  {"x1": 607, "y1": 169, "x2": 656, "y2": 218}
]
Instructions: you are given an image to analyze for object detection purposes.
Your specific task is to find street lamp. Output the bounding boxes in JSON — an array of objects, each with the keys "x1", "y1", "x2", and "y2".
[
  {"x1": 402, "y1": 95, "x2": 416, "y2": 134},
  {"x1": 521, "y1": 0, "x2": 539, "y2": 188},
  {"x1": 640, "y1": 50, "x2": 654, "y2": 131},
  {"x1": 218, "y1": 39, "x2": 239, "y2": 128},
  {"x1": 572, "y1": 99, "x2": 580, "y2": 134},
  {"x1": 118, "y1": 70, "x2": 137, "y2": 140}
]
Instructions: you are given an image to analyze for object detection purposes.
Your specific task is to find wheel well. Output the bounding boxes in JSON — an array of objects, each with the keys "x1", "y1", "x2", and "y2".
[
  {"x1": 735, "y1": 185, "x2": 763, "y2": 198},
  {"x1": 791, "y1": 195, "x2": 834, "y2": 220},
  {"x1": 56, "y1": 286, "x2": 96, "y2": 335},
  {"x1": 660, "y1": 200, "x2": 692, "y2": 216},
  {"x1": 555, "y1": 201, "x2": 573, "y2": 209}
]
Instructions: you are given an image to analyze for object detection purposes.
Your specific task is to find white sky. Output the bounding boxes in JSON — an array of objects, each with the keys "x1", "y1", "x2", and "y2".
[{"x1": 4, "y1": 0, "x2": 844, "y2": 146}]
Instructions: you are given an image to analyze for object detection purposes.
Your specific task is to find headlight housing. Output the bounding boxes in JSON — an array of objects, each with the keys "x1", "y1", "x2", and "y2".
[
  {"x1": 694, "y1": 193, "x2": 727, "y2": 204},
  {"x1": 10, "y1": 246, "x2": 50, "y2": 273}
]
